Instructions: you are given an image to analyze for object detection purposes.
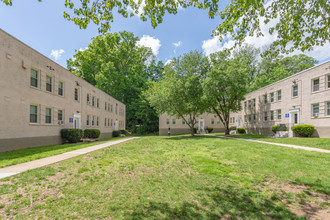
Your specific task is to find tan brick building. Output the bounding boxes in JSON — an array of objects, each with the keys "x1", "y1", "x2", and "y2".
[
  {"x1": 229, "y1": 60, "x2": 330, "y2": 138},
  {"x1": 159, "y1": 113, "x2": 225, "y2": 135},
  {"x1": 0, "y1": 29, "x2": 126, "y2": 152}
]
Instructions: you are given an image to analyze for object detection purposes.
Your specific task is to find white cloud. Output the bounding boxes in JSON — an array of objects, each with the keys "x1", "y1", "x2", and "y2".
[
  {"x1": 137, "y1": 35, "x2": 161, "y2": 56},
  {"x1": 50, "y1": 49, "x2": 64, "y2": 61},
  {"x1": 79, "y1": 47, "x2": 88, "y2": 52},
  {"x1": 165, "y1": 59, "x2": 172, "y2": 65},
  {"x1": 173, "y1": 41, "x2": 182, "y2": 54},
  {"x1": 202, "y1": 36, "x2": 221, "y2": 56}
]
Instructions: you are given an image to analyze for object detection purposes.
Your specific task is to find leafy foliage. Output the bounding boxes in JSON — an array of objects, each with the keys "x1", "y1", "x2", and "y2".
[
  {"x1": 112, "y1": 130, "x2": 121, "y2": 137},
  {"x1": 236, "y1": 128, "x2": 246, "y2": 134},
  {"x1": 67, "y1": 31, "x2": 163, "y2": 134},
  {"x1": 291, "y1": 124, "x2": 315, "y2": 137},
  {"x1": 61, "y1": 129, "x2": 84, "y2": 143},
  {"x1": 206, "y1": 127, "x2": 213, "y2": 133},
  {"x1": 83, "y1": 129, "x2": 101, "y2": 138}
]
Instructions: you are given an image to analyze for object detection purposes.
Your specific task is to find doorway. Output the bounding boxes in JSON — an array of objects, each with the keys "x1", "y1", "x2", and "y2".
[
  {"x1": 73, "y1": 112, "x2": 81, "y2": 129},
  {"x1": 198, "y1": 118, "x2": 204, "y2": 133},
  {"x1": 289, "y1": 109, "x2": 300, "y2": 137}
]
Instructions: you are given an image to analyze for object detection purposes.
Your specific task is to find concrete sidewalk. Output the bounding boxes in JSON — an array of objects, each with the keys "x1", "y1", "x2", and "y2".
[
  {"x1": 0, "y1": 137, "x2": 139, "y2": 180},
  {"x1": 214, "y1": 135, "x2": 330, "y2": 153}
]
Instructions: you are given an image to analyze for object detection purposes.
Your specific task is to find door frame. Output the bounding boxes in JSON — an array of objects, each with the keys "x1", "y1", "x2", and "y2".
[
  {"x1": 289, "y1": 108, "x2": 300, "y2": 137},
  {"x1": 198, "y1": 118, "x2": 204, "y2": 132},
  {"x1": 73, "y1": 112, "x2": 81, "y2": 129}
]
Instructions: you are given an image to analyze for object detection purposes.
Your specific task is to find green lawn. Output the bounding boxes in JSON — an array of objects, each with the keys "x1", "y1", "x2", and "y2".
[
  {"x1": 0, "y1": 137, "x2": 126, "y2": 168},
  {"x1": 0, "y1": 136, "x2": 329, "y2": 218},
  {"x1": 258, "y1": 138, "x2": 330, "y2": 150}
]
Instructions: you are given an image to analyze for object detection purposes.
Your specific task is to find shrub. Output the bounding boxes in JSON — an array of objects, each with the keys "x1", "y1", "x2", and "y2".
[
  {"x1": 120, "y1": 130, "x2": 128, "y2": 135},
  {"x1": 229, "y1": 126, "x2": 237, "y2": 131},
  {"x1": 61, "y1": 129, "x2": 83, "y2": 143},
  {"x1": 237, "y1": 127, "x2": 245, "y2": 134},
  {"x1": 84, "y1": 129, "x2": 101, "y2": 139},
  {"x1": 279, "y1": 125, "x2": 287, "y2": 131},
  {"x1": 271, "y1": 125, "x2": 280, "y2": 133},
  {"x1": 207, "y1": 127, "x2": 214, "y2": 133},
  {"x1": 113, "y1": 130, "x2": 121, "y2": 137},
  {"x1": 291, "y1": 124, "x2": 315, "y2": 137}
]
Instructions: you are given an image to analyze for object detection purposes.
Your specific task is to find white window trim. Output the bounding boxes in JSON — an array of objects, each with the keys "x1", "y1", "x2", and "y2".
[
  {"x1": 30, "y1": 67, "x2": 41, "y2": 90},
  {"x1": 74, "y1": 87, "x2": 80, "y2": 102},
  {"x1": 58, "y1": 80, "x2": 65, "y2": 97},
  {"x1": 29, "y1": 103, "x2": 40, "y2": 124},
  {"x1": 45, "y1": 74, "x2": 54, "y2": 93},
  {"x1": 311, "y1": 77, "x2": 320, "y2": 93},
  {"x1": 45, "y1": 107, "x2": 53, "y2": 125},
  {"x1": 311, "y1": 103, "x2": 320, "y2": 118},
  {"x1": 292, "y1": 85, "x2": 298, "y2": 98}
]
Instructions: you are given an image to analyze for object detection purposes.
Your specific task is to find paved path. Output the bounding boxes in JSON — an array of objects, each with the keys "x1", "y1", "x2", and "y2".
[
  {"x1": 210, "y1": 135, "x2": 330, "y2": 153},
  {"x1": 0, "y1": 137, "x2": 139, "y2": 180}
]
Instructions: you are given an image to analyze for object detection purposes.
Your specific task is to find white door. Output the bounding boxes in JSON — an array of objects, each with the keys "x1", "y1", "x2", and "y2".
[
  {"x1": 73, "y1": 113, "x2": 81, "y2": 129},
  {"x1": 289, "y1": 109, "x2": 300, "y2": 137},
  {"x1": 115, "y1": 120, "x2": 118, "y2": 130},
  {"x1": 198, "y1": 119, "x2": 204, "y2": 132}
]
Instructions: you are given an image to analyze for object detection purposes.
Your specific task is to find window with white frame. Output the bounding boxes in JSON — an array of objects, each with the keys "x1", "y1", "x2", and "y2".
[
  {"x1": 270, "y1": 93, "x2": 274, "y2": 102},
  {"x1": 46, "y1": 75, "x2": 53, "y2": 92},
  {"x1": 166, "y1": 119, "x2": 170, "y2": 125},
  {"x1": 312, "y1": 78, "x2": 320, "y2": 92},
  {"x1": 248, "y1": 115, "x2": 252, "y2": 122},
  {"x1": 108, "y1": 119, "x2": 110, "y2": 127},
  {"x1": 327, "y1": 102, "x2": 330, "y2": 116},
  {"x1": 30, "y1": 69, "x2": 39, "y2": 88},
  {"x1": 264, "y1": 112, "x2": 268, "y2": 121},
  {"x1": 97, "y1": 116, "x2": 99, "y2": 126},
  {"x1": 248, "y1": 100, "x2": 251, "y2": 108},
  {"x1": 105, "y1": 118, "x2": 107, "y2": 127},
  {"x1": 58, "y1": 81, "x2": 64, "y2": 96},
  {"x1": 87, "y1": 115, "x2": 90, "y2": 126},
  {"x1": 292, "y1": 85, "x2": 298, "y2": 97},
  {"x1": 58, "y1": 109, "x2": 63, "y2": 124},
  {"x1": 327, "y1": 75, "x2": 330, "y2": 88},
  {"x1": 312, "y1": 103, "x2": 319, "y2": 117},
  {"x1": 92, "y1": 96, "x2": 95, "y2": 106},
  {"x1": 253, "y1": 98, "x2": 256, "y2": 107},
  {"x1": 45, "y1": 108, "x2": 52, "y2": 124},
  {"x1": 211, "y1": 119, "x2": 215, "y2": 124},
  {"x1": 172, "y1": 119, "x2": 176, "y2": 124},
  {"x1": 108, "y1": 103, "x2": 110, "y2": 112},
  {"x1": 87, "y1": 94, "x2": 90, "y2": 104},
  {"x1": 264, "y1": 94, "x2": 268, "y2": 104},
  {"x1": 277, "y1": 109, "x2": 282, "y2": 120},
  {"x1": 277, "y1": 90, "x2": 282, "y2": 101},
  {"x1": 92, "y1": 116, "x2": 95, "y2": 126},
  {"x1": 30, "y1": 105, "x2": 38, "y2": 123},
  {"x1": 97, "y1": 98, "x2": 100, "y2": 108},
  {"x1": 270, "y1": 111, "x2": 274, "y2": 121},
  {"x1": 105, "y1": 102, "x2": 107, "y2": 111},
  {"x1": 253, "y1": 114, "x2": 256, "y2": 122},
  {"x1": 74, "y1": 88, "x2": 79, "y2": 101},
  {"x1": 244, "y1": 101, "x2": 247, "y2": 109}
]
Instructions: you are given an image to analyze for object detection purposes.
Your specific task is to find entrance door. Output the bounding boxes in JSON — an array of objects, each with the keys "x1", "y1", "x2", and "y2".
[
  {"x1": 199, "y1": 119, "x2": 204, "y2": 133},
  {"x1": 238, "y1": 116, "x2": 242, "y2": 127},
  {"x1": 289, "y1": 109, "x2": 300, "y2": 137},
  {"x1": 115, "y1": 120, "x2": 118, "y2": 130},
  {"x1": 73, "y1": 113, "x2": 81, "y2": 129}
]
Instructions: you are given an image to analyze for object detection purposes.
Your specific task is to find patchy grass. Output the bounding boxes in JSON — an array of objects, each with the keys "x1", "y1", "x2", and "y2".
[
  {"x1": 0, "y1": 136, "x2": 329, "y2": 219},
  {"x1": 227, "y1": 134, "x2": 270, "y2": 139},
  {"x1": 0, "y1": 137, "x2": 127, "y2": 168},
  {"x1": 258, "y1": 138, "x2": 330, "y2": 150}
]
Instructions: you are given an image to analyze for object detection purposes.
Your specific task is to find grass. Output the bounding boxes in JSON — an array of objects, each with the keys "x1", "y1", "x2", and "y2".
[
  {"x1": 0, "y1": 135, "x2": 329, "y2": 218},
  {"x1": 258, "y1": 138, "x2": 330, "y2": 150},
  {"x1": 0, "y1": 137, "x2": 127, "y2": 168}
]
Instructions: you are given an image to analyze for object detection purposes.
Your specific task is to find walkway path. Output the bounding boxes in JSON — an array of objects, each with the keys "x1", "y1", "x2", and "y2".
[
  {"x1": 0, "y1": 137, "x2": 139, "y2": 180},
  {"x1": 211, "y1": 135, "x2": 330, "y2": 153}
]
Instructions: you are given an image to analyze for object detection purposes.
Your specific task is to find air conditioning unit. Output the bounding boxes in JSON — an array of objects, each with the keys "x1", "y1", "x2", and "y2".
[
  {"x1": 58, "y1": 120, "x2": 64, "y2": 125},
  {"x1": 313, "y1": 113, "x2": 319, "y2": 118}
]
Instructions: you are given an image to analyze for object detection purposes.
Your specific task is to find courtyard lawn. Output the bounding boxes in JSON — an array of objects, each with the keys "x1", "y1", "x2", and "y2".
[
  {"x1": 0, "y1": 136, "x2": 329, "y2": 218},
  {"x1": 258, "y1": 138, "x2": 330, "y2": 150},
  {"x1": 0, "y1": 137, "x2": 126, "y2": 168}
]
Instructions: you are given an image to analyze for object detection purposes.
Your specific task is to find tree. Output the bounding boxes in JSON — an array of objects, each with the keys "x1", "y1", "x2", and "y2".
[
  {"x1": 67, "y1": 31, "x2": 163, "y2": 133},
  {"x1": 2, "y1": 0, "x2": 328, "y2": 54},
  {"x1": 250, "y1": 54, "x2": 318, "y2": 91},
  {"x1": 202, "y1": 49, "x2": 252, "y2": 135},
  {"x1": 145, "y1": 51, "x2": 209, "y2": 136}
]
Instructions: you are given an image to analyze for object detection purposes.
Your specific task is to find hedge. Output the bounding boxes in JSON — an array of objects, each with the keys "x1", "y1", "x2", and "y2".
[
  {"x1": 229, "y1": 126, "x2": 237, "y2": 131},
  {"x1": 84, "y1": 129, "x2": 101, "y2": 139},
  {"x1": 271, "y1": 125, "x2": 287, "y2": 133},
  {"x1": 207, "y1": 127, "x2": 213, "y2": 133},
  {"x1": 237, "y1": 127, "x2": 246, "y2": 134},
  {"x1": 61, "y1": 129, "x2": 84, "y2": 143},
  {"x1": 113, "y1": 130, "x2": 121, "y2": 137},
  {"x1": 120, "y1": 130, "x2": 128, "y2": 135},
  {"x1": 291, "y1": 124, "x2": 315, "y2": 137}
]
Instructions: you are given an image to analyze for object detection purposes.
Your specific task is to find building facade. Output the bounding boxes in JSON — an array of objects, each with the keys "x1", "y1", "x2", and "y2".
[
  {"x1": 0, "y1": 29, "x2": 126, "y2": 152},
  {"x1": 159, "y1": 113, "x2": 226, "y2": 135},
  {"x1": 229, "y1": 60, "x2": 330, "y2": 138}
]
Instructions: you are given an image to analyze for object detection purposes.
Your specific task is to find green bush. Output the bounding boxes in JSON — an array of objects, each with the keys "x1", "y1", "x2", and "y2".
[
  {"x1": 207, "y1": 127, "x2": 214, "y2": 133},
  {"x1": 271, "y1": 125, "x2": 280, "y2": 133},
  {"x1": 237, "y1": 127, "x2": 245, "y2": 134},
  {"x1": 84, "y1": 129, "x2": 101, "y2": 139},
  {"x1": 229, "y1": 126, "x2": 237, "y2": 131},
  {"x1": 120, "y1": 130, "x2": 128, "y2": 135},
  {"x1": 113, "y1": 130, "x2": 121, "y2": 137},
  {"x1": 61, "y1": 129, "x2": 83, "y2": 143},
  {"x1": 291, "y1": 124, "x2": 315, "y2": 137},
  {"x1": 279, "y1": 125, "x2": 287, "y2": 131}
]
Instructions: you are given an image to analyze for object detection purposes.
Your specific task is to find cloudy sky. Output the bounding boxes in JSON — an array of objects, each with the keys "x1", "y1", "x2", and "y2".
[{"x1": 0, "y1": 0, "x2": 329, "y2": 68}]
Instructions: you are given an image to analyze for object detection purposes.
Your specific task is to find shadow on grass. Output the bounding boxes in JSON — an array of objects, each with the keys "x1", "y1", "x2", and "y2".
[
  {"x1": 128, "y1": 185, "x2": 300, "y2": 219},
  {"x1": 166, "y1": 135, "x2": 221, "y2": 141}
]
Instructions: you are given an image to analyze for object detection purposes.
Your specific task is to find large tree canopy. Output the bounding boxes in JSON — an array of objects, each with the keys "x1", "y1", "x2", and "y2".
[
  {"x1": 67, "y1": 31, "x2": 163, "y2": 133},
  {"x1": 2, "y1": 0, "x2": 329, "y2": 55}
]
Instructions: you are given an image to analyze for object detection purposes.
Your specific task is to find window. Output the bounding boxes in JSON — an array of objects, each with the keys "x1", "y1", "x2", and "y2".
[
  {"x1": 105, "y1": 102, "x2": 107, "y2": 111},
  {"x1": 277, "y1": 90, "x2": 282, "y2": 101},
  {"x1": 270, "y1": 111, "x2": 274, "y2": 121},
  {"x1": 264, "y1": 94, "x2": 268, "y2": 104},
  {"x1": 277, "y1": 109, "x2": 282, "y2": 120},
  {"x1": 105, "y1": 118, "x2": 107, "y2": 127},
  {"x1": 172, "y1": 119, "x2": 176, "y2": 124},
  {"x1": 87, "y1": 115, "x2": 90, "y2": 126},
  {"x1": 30, "y1": 105, "x2": 38, "y2": 123},
  {"x1": 328, "y1": 75, "x2": 330, "y2": 88},
  {"x1": 182, "y1": 119, "x2": 185, "y2": 124},
  {"x1": 97, "y1": 116, "x2": 99, "y2": 126},
  {"x1": 116, "y1": 103, "x2": 118, "y2": 114},
  {"x1": 312, "y1": 104, "x2": 319, "y2": 117},
  {"x1": 312, "y1": 78, "x2": 320, "y2": 92},
  {"x1": 253, "y1": 98, "x2": 256, "y2": 107},
  {"x1": 166, "y1": 119, "x2": 170, "y2": 125},
  {"x1": 58, "y1": 81, "x2": 64, "y2": 96},
  {"x1": 45, "y1": 108, "x2": 52, "y2": 124},
  {"x1": 253, "y1": 114, "x2": 256, "y2": 122},
  {"x1": 108, "y1": 119, "x2": 110, "y2": 127},
  {"x1": 108, "y1": 103, "x2": 110, "y2": 112},
  {"x1": 92, "y1": 96, "x2": 95, "y2": 106},
  {"x1": 233, "y1": 117, "x2": 235, "y2": 123},
  {"x1": 92, "y1": 116, "x2": 95, "y2": 126},
  {"x1": 97, "y1": 98, "x2": 100, "y2": 108},
  {"x1": 264, "y1": 112, "x2": 268, "y2": 121},
  {"x1": 211, "y1": 119, "x2": 215, "y2": 124},
  {"x1": 111, "y1": 119, "x2": 113, "y2": 126},
  {"x1": 292, "y1": 85, "x2": 298, "y2": 97},
  {"x1": 87, "y1": 94, "x2": 90, "y2": 104},
  {"x1": 248, "y1": 115, "x2": 252, "y2": 122},
  {"x1": 248, "y1": 100, "x2": 251, "y2": 108},
  {"x1": 244, "y1": 115, "x2": 247, "y2": 123},
  {"x1": 58, "y1": 110, "x2": 63, "y2": 123},
  {"x1": 327, "y1": 102, "x2": 330, "y2": 116},
  {"x1": 270, "y1": 93, "x2": 274, "y2": 102},
  {"x1": 30, "y1": 69, "x2": 38, "y2": 88},
  {"x1": 74, "y1": 88, "x2": 79, "y2": 101},
  {"x1": 111, "y1": 104, "x2": 113, "y2": 112},
  {"x1": 244, "y1": 101, "x2": 247, "y2": 109},
  {"x1": 46, "y1": 75, "x2": 53, "y2": 92}
]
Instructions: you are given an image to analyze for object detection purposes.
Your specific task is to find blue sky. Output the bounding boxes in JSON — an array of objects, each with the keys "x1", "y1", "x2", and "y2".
[{"x1": 1, "y1": 0, "x2": 329, "y2": 68}]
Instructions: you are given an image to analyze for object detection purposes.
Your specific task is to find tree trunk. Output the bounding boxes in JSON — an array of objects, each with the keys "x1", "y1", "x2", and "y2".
[
  {"x1": 225, "y1": 123, "x2": 230, "y2": 135},
  {"x1": 190, "y1": 126, "x2": 195, "y2": 137}
]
